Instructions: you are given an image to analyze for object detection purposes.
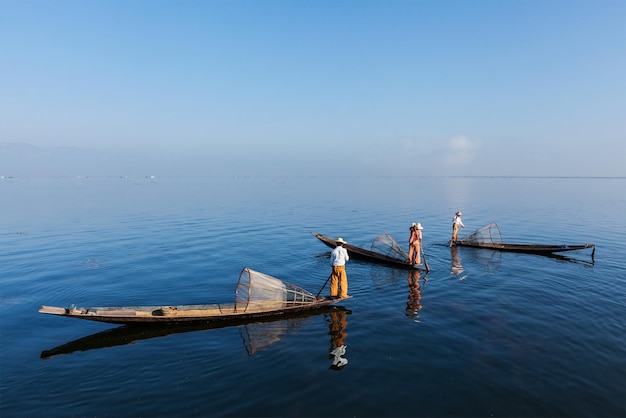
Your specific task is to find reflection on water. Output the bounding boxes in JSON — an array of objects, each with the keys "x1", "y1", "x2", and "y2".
[
  {"x1": 406, "y1": 270, "x2": 425, "y2": 320},
  {"x1": 41, "y1": 306, "x2": 351, "y2": 360},
  {"x1": 541, "y1": 252, "x2": 596, "y2": 266},
  {"x1": 452, "y1": 245, "x2": 593, "y2": 277},
  {"x1": 240, "y1": 316, "x2": 310, "y2": 356},
  {"x1": 460, "y1": 246, "x2": 503, "y2": 273},
  {"x1": 450, "y1": 246, "x2": 466, "y2": 279},
  {"x1": 368, "y1": 265, "x2": 408, "y2": 287},
  {"x1": 326, "y1": 309, "x2": 349, "y2": 370}
]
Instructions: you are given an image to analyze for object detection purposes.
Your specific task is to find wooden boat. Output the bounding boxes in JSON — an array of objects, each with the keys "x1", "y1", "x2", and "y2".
[
  {"x1": 39, "y1": 268, "x2": 351, "y2": 325},
  {"x1": 41, "y1": 305, "x2": 351, "y2": 359},
  {"x1": 312, "y1": 232, "x2": 426, "y2": 271},
  {"x1": 455, "y1": 223, "x2": 595, "y2": 261},
  {"x1": 456, "y1": 241, "x2": 595, "y2": 254}
]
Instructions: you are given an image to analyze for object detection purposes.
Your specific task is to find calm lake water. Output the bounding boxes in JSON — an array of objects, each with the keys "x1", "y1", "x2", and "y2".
[{"x1": 1, "y1": 176, "x2": 624, "y2": 417}]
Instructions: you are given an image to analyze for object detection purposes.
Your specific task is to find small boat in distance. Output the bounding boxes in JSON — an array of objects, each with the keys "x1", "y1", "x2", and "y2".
[
  {"x1": 312, "y1": 232, "x2": 426, "y2": 271},
  {"x1": 39, "y1": 268, "x2": 351, "y2": 325},
  {"x1": 455, "y1": 223, "x2": 595, "y2": 262}
]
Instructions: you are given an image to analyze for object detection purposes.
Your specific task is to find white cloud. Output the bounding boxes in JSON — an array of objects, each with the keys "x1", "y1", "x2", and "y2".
[{"x1": 444, "y1": 135, "x2": 480, "y2": 169}]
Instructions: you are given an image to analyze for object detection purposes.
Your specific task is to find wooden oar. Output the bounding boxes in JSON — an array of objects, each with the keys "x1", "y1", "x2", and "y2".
[
  {"x1": 591, "y1": 244, "x2": 595, "y2": 264},
  {"x1": 315, "y1": 273, "x2": 333, "y2": 298},
  {"x1": 421, "y1": 247, "x2": 430, "y2": 273}
]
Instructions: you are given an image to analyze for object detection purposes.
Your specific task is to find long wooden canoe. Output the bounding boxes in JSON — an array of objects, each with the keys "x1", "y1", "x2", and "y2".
[
  {"x1": 455, "y1": 223, "x2": 595, "y2": 262},
  {"x1": 455, "y1": 241, "x2": 595, "y2": 254},
  {"x1": 41, "y1": 305, "x2": 351, "y2": 359},
  {"x1": 39, "y1": 297, "x2": 349, "y2": 325},
  {"x1": 39, "y1": 268, "x2": 351, "y2": 325},
  {"x1": 312, "y1": 232, "x2": 425, "y2": 271}
]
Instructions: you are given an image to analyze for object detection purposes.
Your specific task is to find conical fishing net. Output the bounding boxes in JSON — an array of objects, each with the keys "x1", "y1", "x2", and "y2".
[
  {"x1": 371, "y1": 234, "x2": 410, "y2": 261},
  {"x1": 235, "y1": 268, "x2": 317, "y2": 313},
  {"x1": 460, "y1": 222, "x2": 502, "y2": 245}
]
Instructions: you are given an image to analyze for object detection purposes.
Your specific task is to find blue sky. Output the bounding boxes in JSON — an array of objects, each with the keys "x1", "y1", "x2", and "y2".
[{"x1": 1, "y1": 0, "x2": 625, "y2": 177}]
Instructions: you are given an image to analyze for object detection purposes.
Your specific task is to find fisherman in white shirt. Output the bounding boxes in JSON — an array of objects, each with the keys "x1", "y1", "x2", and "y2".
[
  {"x1": 329, "y1": 237, "x2": 350, "y2": 299},
  {"x1": 451, "y1": 211, "x2": 465, "y2": 246}
]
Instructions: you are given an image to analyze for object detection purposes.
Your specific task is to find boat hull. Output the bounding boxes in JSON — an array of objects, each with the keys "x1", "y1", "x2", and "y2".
[
  {"x1": 40, "y1": 305, "x2": 352, "y2": 359},
  {"x1": 456, "y1": 241, "x2": 595, "y2": 254},
  {"x1": 39, "y1": 297, "x2": 348, "y2": 325}
]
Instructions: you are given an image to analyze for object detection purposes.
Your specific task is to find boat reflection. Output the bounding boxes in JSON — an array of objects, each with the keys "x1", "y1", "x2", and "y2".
[
  {"x1": 543, "y1": 252, "x2": 596, "y2": 266},
  {"x1": 326, "y1": 308, "x2": 349, "y2": 370},
  {"x1": 455, "y1": 244, "x2": 593, "y2": 272},
  {"x1": 41, "y1": 305, "x2": 351, "y2": 360},
  {"x1": 406, "y1": 270, "x2": 426, "y2": 320},
  {"x1": 368, "y1": 264, "x2": 408, "y2": 287},
  {"x1": 459, "y1": 246, "x2": 503, "y2": 273}
]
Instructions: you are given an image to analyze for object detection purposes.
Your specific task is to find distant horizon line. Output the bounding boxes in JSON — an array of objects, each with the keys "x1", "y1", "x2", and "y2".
[{"x1": 1, "y1": 175, "x2": 625, "y2": 180}]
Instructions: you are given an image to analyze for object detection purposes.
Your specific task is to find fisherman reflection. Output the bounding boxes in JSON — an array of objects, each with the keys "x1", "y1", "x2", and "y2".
[
  {"x1": 327, "y1": 309, "x2": 348, "y2": 370},
  {"x1": 450, "y1": 245, "x2": 464, "y2": 276},
  {"x1": 406, "y1": 270, "x2": 423, "y2": 319}
]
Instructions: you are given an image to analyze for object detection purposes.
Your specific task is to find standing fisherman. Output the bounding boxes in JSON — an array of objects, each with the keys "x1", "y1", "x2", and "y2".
[
  {"x1": 451, "y1": 211, "x2": 465, "y2": 246},
  {"x1": 408, "y1": 222, "x2": 423, "y2": 265},
  {"x1": 330, "y1": 238, "x2": 350, "y2": 299}
]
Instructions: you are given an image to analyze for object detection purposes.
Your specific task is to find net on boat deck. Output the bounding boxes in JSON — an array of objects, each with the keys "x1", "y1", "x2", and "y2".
[
  {"x1": 371, "y1": 234, "x2": 410, "y2": 261},
  {"x1": 460, "y1": 222, "x2": 502, "y2": 245},
  {"x1": 235, "y1": 268, "x2": 317, "y2": 313}
]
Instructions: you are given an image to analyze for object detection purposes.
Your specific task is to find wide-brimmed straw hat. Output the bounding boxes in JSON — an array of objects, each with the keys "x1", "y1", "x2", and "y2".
[
  {"x1": 416, "y1": 223, "x2": 423, "y2": 230},
  {"x1": 336, "y1": 237, "x2": 347, "y2": 245},
  {"x1": 411, "y1": 222, "x2": 417, "y2": 228}
]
